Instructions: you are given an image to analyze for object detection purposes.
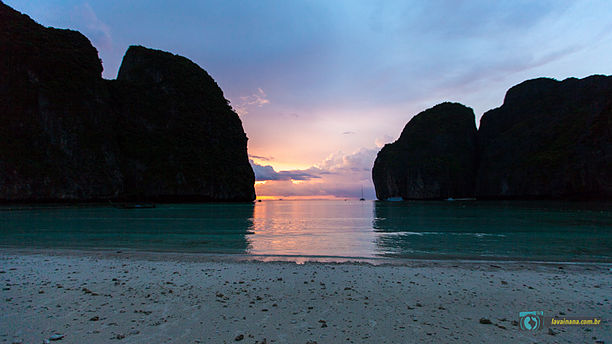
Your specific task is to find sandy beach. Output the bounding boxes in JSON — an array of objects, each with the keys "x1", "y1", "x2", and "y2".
[{"x1": 0, "y1": 250, "x2": 610, "y2": 344}]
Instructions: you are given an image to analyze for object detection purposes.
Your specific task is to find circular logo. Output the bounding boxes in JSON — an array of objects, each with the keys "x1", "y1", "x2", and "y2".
[{"x1": 522, "y1": 314, "x2": 540, "y2": 331}]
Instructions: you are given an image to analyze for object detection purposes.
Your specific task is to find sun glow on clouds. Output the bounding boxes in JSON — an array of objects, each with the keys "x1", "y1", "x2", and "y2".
[
  {"x1": 250, "y1": 148, "x2": 379, "y2": 200},
  {"x1": 255, "y1": 195, "x2": 344, "y2": 201},
  {"x1": 234, "y1": 88, "x2": 269, "y2": 116}
]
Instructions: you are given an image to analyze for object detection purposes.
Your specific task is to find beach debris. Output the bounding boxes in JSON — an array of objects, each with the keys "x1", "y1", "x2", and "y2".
[
  {"x1": 48, "y1": 334, "x2": 64, "y2": 341},
  {"x1": 479, "y1": 318, "x2": 492, "y2": 324},
  {"x1": 82, "y1": 287, "x2": 98, "y2": 296},
  {"x1": 319, "y1": 319, "x2": 328, "y2": 328},
  {"x1": 511, "y1": 320, "x2": 519, "y2": 326},
  {"x1": 89, "y1": 315, "x2": 99, "y2": 321},
  {"x1": 255, "y1": 339, "x2": 267, "y2": 344},
  {"x1": 234, "y1": 334, "x2": 244, "y2": 341},
  {"x1": 548, "y1": 328, "x2": 556, "y2": 336},
  {"x1": 500, "y1": 280, "x2": 508, "y2": 285}
]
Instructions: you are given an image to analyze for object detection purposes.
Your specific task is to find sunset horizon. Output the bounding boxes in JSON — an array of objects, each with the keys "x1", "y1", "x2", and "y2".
[{"x1": 6, "y1": 0, "x2": 612, "y2": 200}]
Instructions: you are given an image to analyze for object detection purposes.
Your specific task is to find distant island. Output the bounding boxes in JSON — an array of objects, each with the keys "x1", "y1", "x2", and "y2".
[
  {"x1": 0, "y1": 3, "x2": 255, "y2": 202},
  {"x1": 373, "y1": 75, "x2": 612, "y2": 200}
]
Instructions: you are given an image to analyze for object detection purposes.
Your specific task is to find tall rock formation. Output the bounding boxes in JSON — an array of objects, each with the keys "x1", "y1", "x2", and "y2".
[
  {"x1": 476, "y1": 76, "x2": 612, "y2": 199},
  {"x1": 0, "y1": 3, "x2": 255, "y2": 202},
  {"x1": 372, "y1": 76, "x2": 612, "y2": 201},
  {"x1": 372, "y1": 103, "x2": 478, "y2": 200}
]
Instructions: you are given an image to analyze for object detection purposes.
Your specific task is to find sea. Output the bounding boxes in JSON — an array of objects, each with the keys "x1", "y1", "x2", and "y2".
[{"x1": 1, "y1": 200, "x2": 611, "y2": 262}]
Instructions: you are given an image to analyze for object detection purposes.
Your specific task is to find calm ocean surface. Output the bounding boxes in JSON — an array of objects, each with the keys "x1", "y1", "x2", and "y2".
[{"x1": 1, "y1": 200, "x2": 611, "y2": 262}]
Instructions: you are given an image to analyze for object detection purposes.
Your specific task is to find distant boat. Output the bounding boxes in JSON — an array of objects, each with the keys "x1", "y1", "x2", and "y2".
[
  {"x1": 445, "y1": 197, "x2": 476, "y2": 201},
  {"x1": 111, "y1": 202, "x2": 156, "y2": 209},
  {"x1": 386, "y1": 197, "x2": 403, "y2": 202},
  {"x1": 360, "y1": 186, "x2": 365, "y2": 201}
]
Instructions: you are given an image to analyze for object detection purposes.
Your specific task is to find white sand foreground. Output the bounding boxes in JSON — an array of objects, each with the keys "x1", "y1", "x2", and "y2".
[{"x1": 0, "y1": 250, "x2": 610, "y2": 344}]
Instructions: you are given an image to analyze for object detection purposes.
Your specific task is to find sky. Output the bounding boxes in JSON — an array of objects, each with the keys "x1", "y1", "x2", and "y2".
[{"x1": 7, "y1": 0, "x2": 612, "y2": 199}]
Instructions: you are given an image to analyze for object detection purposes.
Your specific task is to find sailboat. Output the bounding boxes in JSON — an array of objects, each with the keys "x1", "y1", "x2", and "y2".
[{"x1": 360, "y1": 185, "x2": 365, "y2": 201}]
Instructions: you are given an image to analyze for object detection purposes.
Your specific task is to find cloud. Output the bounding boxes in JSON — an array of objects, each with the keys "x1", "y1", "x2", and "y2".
[
  {"x1": 342, "y1": 131, "x2": 355, "y2": 135},
  {"x1": 316, "y1": 148, "x2": 378, "y2": 173},
  {"x1": 248, "y1": 154, "x2": 274, "y2": 161},
  {"x1": 234, "y1": 88, "x2": 270, "y2": 116},
  {"x1": 253, "y1": 147, "x2": 379, "y2": 198},
  {"x1": 250, "y1": 160, "x2": 319, "y2": 181},
  {"x1": 71, "y1": 3, "x2": 113, "y2": 52},
  {"x1": 375, "y1": 134, "x2": 394, "y2": 148}
]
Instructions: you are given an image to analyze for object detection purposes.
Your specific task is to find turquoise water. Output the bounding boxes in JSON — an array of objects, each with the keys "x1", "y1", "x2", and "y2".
[{"x1": 0, "y1": 200, "x2": 611, "y2": 261}]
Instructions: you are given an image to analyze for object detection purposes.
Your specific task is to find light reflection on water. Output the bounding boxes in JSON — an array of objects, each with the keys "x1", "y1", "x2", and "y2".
[
  {"x1": 1, "y1": 200, "x2": 611, "y2": 261},
  {"x1": 247, "y1": 200, "x2": 377, "y2": 257}
]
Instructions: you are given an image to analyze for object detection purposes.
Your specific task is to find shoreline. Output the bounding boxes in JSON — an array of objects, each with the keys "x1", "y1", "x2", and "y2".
[
  {"x1": 1, "y1": 248, "x2": 610, "y2": 343},
  {"x1": 2, "y1": 247, "x2": 612, "y2": 267}
]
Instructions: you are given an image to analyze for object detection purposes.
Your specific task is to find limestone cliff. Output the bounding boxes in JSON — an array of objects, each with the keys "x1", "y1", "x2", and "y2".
[
  {"x1": 476, "y1": 76, "x2": 612, "y2": 199},
  {"x1": 0, "y1": 3, "x2": 255, "y2": 202},
  {"x1": 372, "y1": 103, "x2": 477, "y2": 200},
  {"x1": 372, "y1": 76, "x2": 612, "y2": 200}
]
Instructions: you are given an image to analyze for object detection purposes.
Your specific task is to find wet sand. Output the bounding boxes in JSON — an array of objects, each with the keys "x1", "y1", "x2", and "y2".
[{"x1": 1, "y1": 249, "x2": 610, "y2": 343}]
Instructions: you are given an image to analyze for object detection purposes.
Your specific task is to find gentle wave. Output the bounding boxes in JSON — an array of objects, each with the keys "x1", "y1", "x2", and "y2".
[{"x1": 377, "y1": 231, "x2": 506, "y2": 238}]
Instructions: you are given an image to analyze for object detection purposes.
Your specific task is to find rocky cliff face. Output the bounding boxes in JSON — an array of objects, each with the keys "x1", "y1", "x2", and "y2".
[
  {"x1": 373, "y1": 76, "x2": 612, "y2": 200},
  {"x1": 0, "y1": 3, "x2": 255, "y2": 202},
  {"x1": 476, "y1": 76, "x2": 612, "y2": 199},
  {"x1": 372, "y1": 103, "x2": 477, "y2": 200}
]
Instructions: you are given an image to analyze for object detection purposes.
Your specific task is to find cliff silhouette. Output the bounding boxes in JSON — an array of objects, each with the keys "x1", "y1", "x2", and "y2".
[
  {"x1": 0, "y1": 3, "x2": 255, "y2": 202},
  {"x1": 373, "y1": 76, "x2": 612, "y2": 200}
]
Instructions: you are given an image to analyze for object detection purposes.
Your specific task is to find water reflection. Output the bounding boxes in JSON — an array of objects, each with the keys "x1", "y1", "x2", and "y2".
[
  {"x1": 247, "y1": 200, "x2": 377, "y2": 257},
  {"x1": 372, "y1": 201, "x2": 612, "y2": 260},
  {"x1": 1, "y1": 200, "x2": 610, "y2": 261},
  {"x1": 0, "y1": 203, "x2": 254, "y2": 253}
]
